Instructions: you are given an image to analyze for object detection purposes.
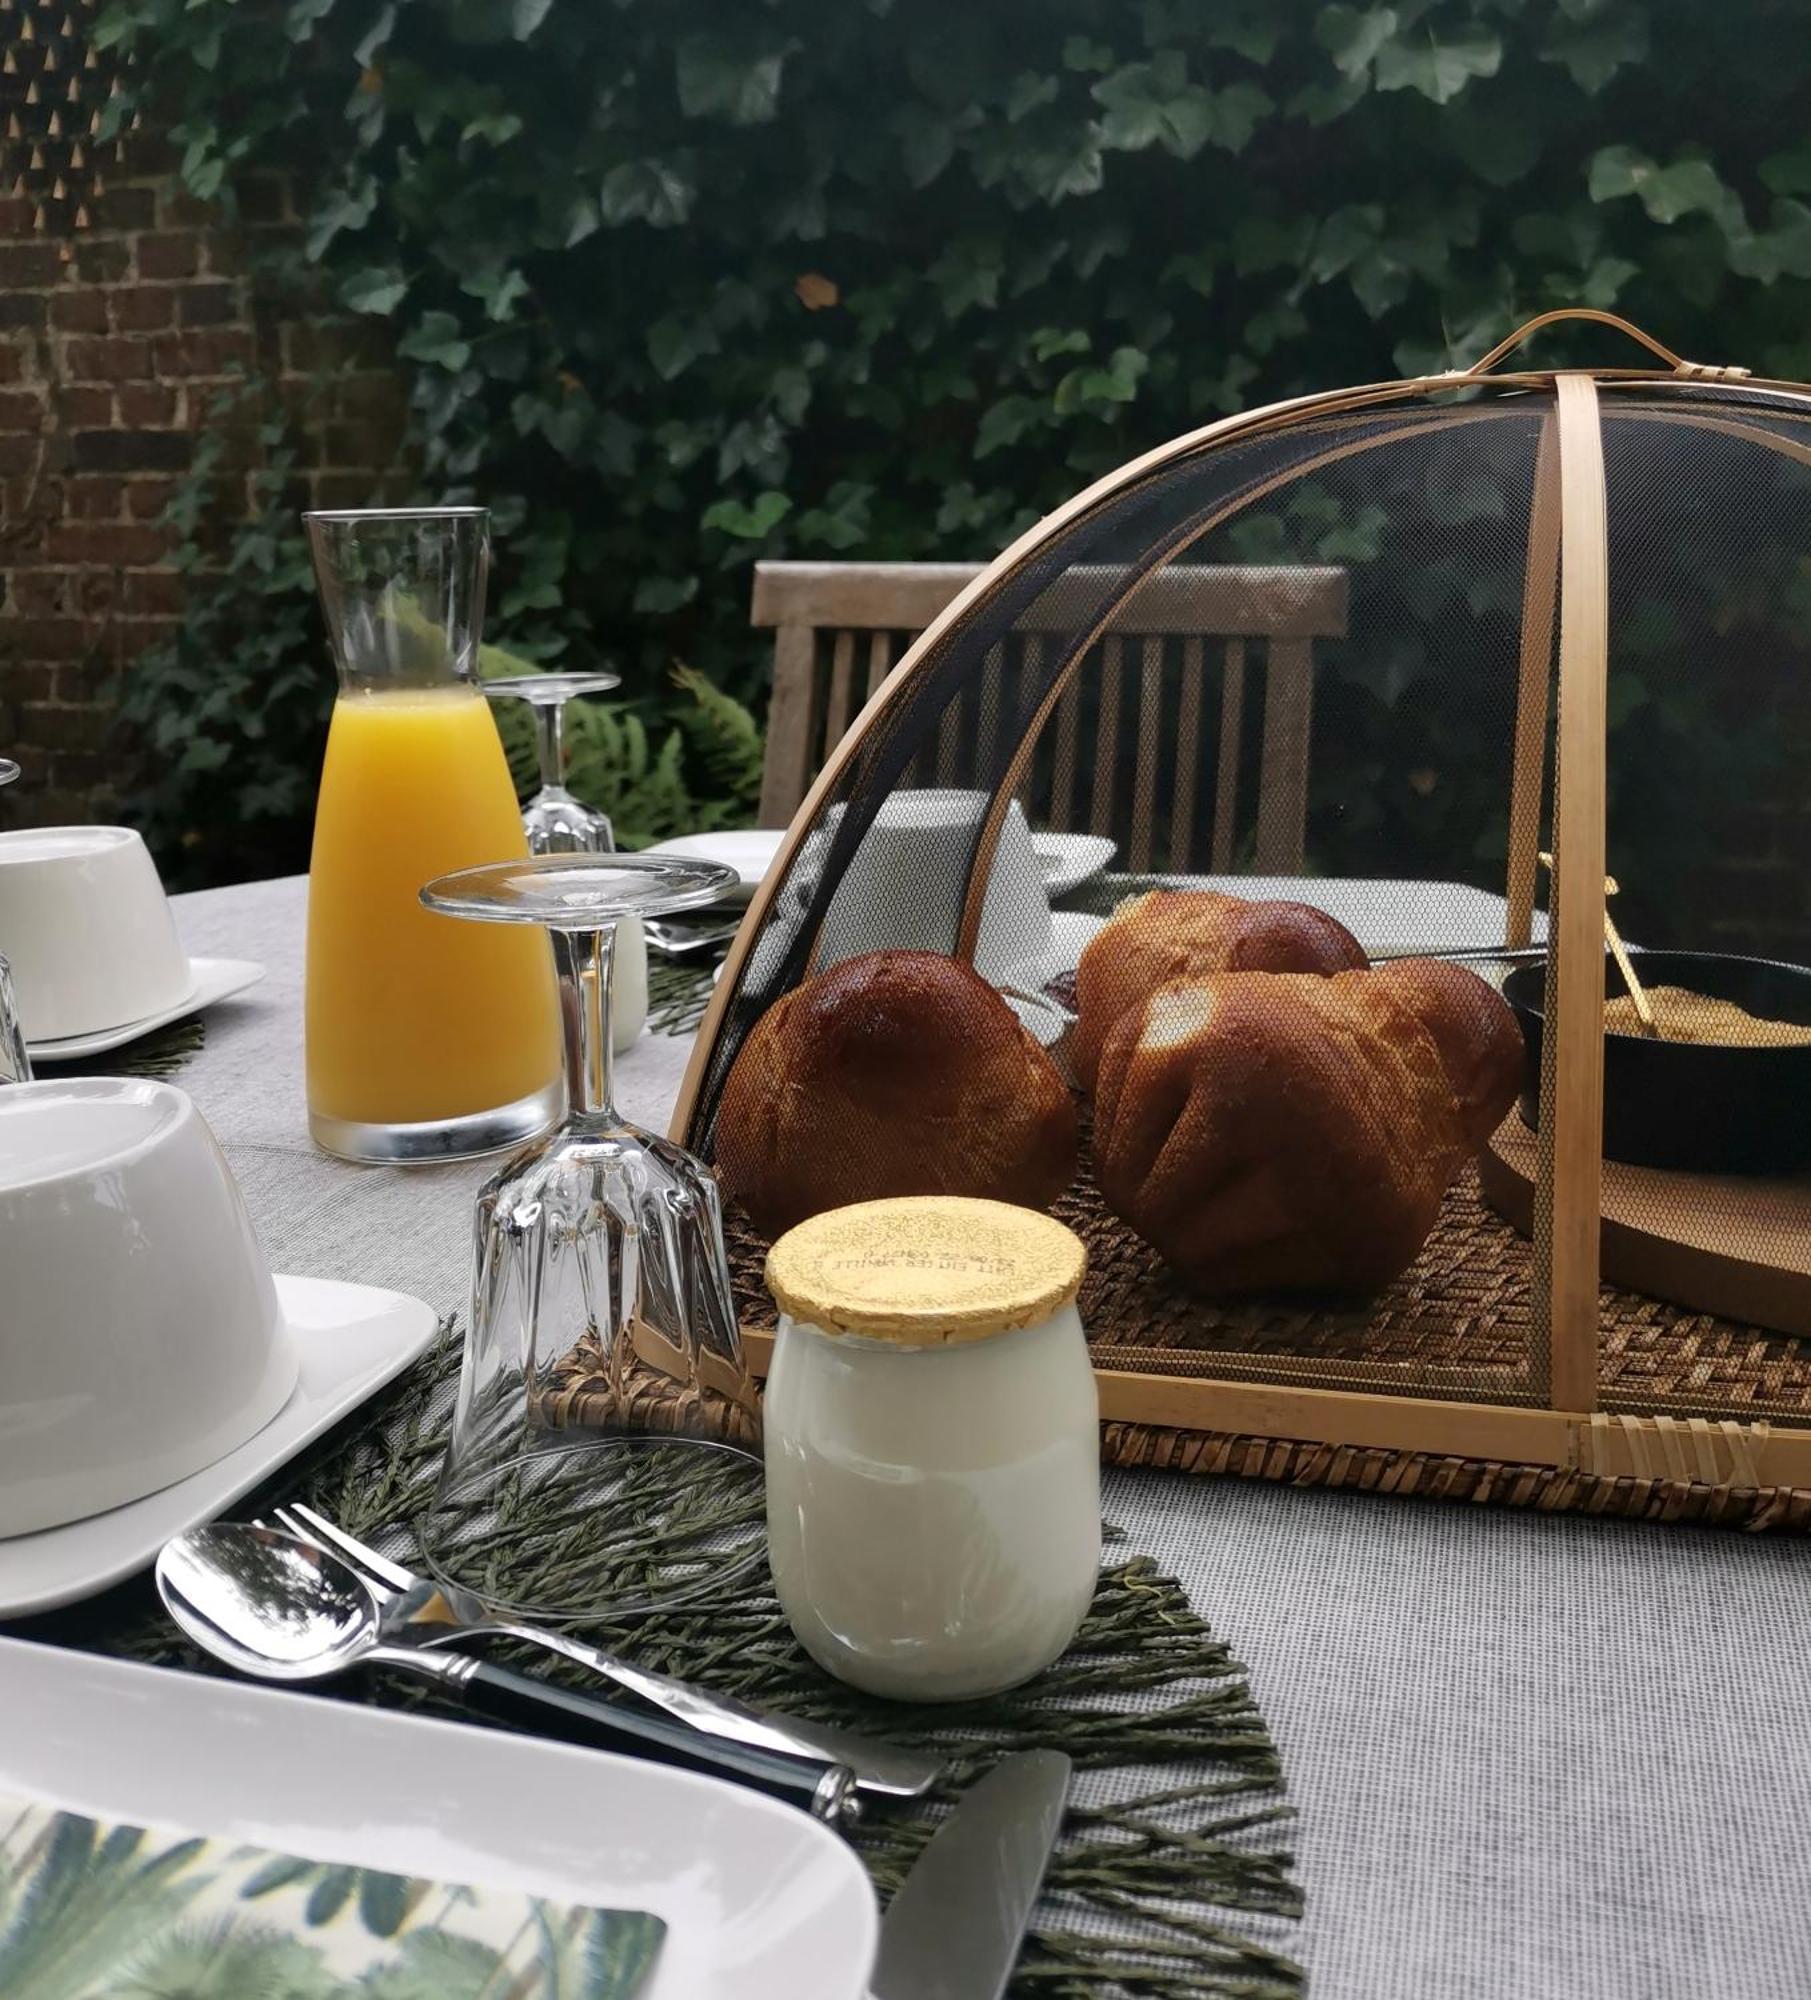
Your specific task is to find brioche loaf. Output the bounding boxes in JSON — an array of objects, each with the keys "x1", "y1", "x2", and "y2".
[
  {"x1": 1092, "y1": 970, "x2": 1468, "y2": 1294},
  {"x1": 1073, "y1": 889, "x2": 1367, "y2": 1089},
  {"x1": 1372, "y1": 958, "x2": 1523, "y2": 1148},
  {"x1": 715, "y1": 949, "x2": 1078, "y2": 1238}
]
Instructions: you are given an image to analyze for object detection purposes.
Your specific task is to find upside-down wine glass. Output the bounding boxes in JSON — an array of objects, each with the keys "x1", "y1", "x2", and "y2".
[
  {"x1": 0, "y1": 758, "x2": 28, "y2": 1085},
  {"x1": 484, "y1": 673, "x2": 622, "y2": 856},
  {"x1": 417, "y1": 851, "x2": 766, "y2": 1618}
]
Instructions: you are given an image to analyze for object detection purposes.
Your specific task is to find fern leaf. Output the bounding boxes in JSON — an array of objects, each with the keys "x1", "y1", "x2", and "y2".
[{"x1": 671, "y1": 663, "x2": 763, "y2": 817}]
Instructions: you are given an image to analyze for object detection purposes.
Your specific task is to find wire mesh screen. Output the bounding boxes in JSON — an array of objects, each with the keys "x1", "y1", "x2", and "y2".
[
  {"x1": 1584, "y1": 385, "x2": 1811, "y2": 1420},
  {"x1": 689, "y1": 369, "x2": 1811, "y2": 1429}
]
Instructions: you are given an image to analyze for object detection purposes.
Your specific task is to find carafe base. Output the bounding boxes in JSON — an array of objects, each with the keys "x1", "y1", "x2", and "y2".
[{"x1": 309, "y1": 1079, "x2": 560, "y2": 1166}]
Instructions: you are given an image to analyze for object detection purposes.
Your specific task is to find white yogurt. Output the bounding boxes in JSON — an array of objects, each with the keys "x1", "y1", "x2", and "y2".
[{"x1": 764, "y1": 1296, "x2": 1100, "y2": 1702}]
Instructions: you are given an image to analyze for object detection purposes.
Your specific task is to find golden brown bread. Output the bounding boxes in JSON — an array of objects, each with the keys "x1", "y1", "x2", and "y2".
[
  {"x1": 1372, "y1": 958, "x2": 1524, "y2": 1148},
  {"x1": 1073, "y1": 890, "x2": 1368, "y2": 1090},
  {"x1": 1092, "y1": 970, "x2": 1468, "y2": 1295},
  {"x1": 715, "y1": 950, "x2": 1078, "y2": 1238}
]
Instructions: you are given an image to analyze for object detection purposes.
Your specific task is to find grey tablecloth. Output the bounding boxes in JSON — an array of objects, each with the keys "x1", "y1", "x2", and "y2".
[{"x1": 168, "y1": 876, "x2": 1811, "y2": 2000}]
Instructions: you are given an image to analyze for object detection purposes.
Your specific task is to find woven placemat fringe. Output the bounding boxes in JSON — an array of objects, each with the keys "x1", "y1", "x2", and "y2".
[{"x1": 1102, "y1": 1420, "x2": 1811, "y2": 1531}]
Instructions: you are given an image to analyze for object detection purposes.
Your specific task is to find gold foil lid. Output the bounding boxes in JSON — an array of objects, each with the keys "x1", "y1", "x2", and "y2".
[{"x1": 764, "y1": 1196, "x2": 1086, "y2": 1345}]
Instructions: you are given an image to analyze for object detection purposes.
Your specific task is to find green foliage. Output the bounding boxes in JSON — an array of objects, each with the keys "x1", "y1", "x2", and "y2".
[
  {"x1": 113, "y1": 386, "x2": 335, "y2": 885},
  {"x1": 100, "y1": 0, "x2": 1811, "y2": 889},
  {"x1": 483, "y1": 646, "x2": 766, "y2": 848},
  {"x1": 118, "y1": 386, "x2": 763, "y2": 879},
  {"x1": 0, "y1": 1807, "x2": 663, "y2": 1999}
]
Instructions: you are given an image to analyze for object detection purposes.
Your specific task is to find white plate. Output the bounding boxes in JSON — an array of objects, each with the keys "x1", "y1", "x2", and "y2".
[
  {"x1": 644, "y1": 830, "x2": 786, "y2": 906},
  {"x1": 0, "y1": 1275, "x2": 436, "y2": 1616},
  {"x1": 26, "y1": 955, "x2": 265, "y2": 1060},
  {"x1": 0, "y1": 1636, "x2": 878, "y2": 2000},
  {"x1": 1033, "y1": 832, "x2": 1116, "y2": 899}
]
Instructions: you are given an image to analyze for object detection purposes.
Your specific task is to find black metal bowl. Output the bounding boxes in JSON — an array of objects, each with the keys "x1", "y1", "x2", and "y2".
[{"x1": 1502, "y1": 949, "x2": 1811, "y2": 1175}]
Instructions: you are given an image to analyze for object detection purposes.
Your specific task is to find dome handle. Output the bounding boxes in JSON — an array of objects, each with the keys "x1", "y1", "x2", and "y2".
[{"x1": 1459, "y1": 308, "x2": 1749, "y2": 381}]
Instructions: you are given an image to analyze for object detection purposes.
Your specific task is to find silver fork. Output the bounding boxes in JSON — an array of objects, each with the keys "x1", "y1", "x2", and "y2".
[{"x1": 268, "y1": 1501, "x2": 945, "y2": 1802}]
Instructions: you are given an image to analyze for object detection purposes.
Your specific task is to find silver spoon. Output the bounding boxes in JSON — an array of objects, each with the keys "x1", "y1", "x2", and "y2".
[
  {"x1": 157, "y1": 1525, "x2": 859, "y2": 1823},
  {"x1": 268, "y1": 1501, "x2": 944, "y2": 1800}
]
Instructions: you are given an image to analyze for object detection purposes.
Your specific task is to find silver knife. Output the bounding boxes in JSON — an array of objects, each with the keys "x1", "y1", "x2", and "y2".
[{"x1": 869, "y1": 1749, "x2": 1071, "y2": 2000}]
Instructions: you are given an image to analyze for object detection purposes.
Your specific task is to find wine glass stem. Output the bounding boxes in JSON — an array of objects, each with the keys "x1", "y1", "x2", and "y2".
[
  {"x1": 551, "y1": 925, "x2": 616, "y2": 1125},
  {"x1": 534, "y1": 698, "x2": 566, "y2": 795}
]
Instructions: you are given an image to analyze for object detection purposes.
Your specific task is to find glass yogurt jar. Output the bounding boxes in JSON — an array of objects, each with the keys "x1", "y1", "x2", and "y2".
[{"x1": 762, "y1": 1196, "x2": 1100, "y2": 1701}]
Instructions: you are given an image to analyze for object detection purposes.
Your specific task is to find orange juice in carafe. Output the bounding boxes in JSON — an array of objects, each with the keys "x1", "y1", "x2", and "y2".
[{"x1": 302, "y1": 508, "x2": 559, "y2": 1162}]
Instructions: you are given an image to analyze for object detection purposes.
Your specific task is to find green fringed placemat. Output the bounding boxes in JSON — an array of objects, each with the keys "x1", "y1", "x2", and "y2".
[
  {"x1": 79, "y1": 1331, "x2": 1303, "y2": 1998},
  {"x1": 31, "y1": 1014, "x2": 206, "y2": 1081}
]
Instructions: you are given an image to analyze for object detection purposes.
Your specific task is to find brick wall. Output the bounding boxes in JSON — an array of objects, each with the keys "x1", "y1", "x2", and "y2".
[{"x1": 0, "y1": 153, "x2": 409, "y2": 832}]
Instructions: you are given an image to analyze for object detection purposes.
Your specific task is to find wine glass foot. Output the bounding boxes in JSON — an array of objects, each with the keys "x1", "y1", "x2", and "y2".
[{"x1": 524, "y1": 790, "x2": 615, "y2": 856}]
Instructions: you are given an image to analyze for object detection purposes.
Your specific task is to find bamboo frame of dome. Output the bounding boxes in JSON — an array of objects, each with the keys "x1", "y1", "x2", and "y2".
[{"x1": 673, "y1": 309, "x2": 1811, "y2": 1508}]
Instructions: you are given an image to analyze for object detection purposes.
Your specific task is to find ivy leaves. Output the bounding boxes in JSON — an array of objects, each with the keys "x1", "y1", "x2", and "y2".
[
  {"x1": 1375, "y1": 23, "x2": 1500, "y2": 105},
  {"x1": 341, "y1": 265, "x2": 409, "y2": 314},
  {"x1": 96, "y1": 0, "x2": 1811, "y2": 891},
  {"x1": 1589, "y1": 146, "x2": 1811, "y2": 288},
  {"x1": 397, "y1": 309, "x2": 470, "y2": 370},
  {"x1": 1317, "y1": 8, "x2": 1502, "y2": 105},
  {"x1": 1541, "y1": 6, "x2": 1647, "y2": 92},
  {"x1": 674, "y1": 37, "x2": 788, "y2": 124},
  {"x1": 1092, "y1": 53, "x2": 1271, "y2": 159},
  {"x1": 599, "y1": 158, "x2": 695, "y2": 228},
  {"x1": 1589, "y1": 148, "x2": 1746, "y2": 231},
  {"x1": 701, "y1": 492, "x2": 791, "y2": 540}
]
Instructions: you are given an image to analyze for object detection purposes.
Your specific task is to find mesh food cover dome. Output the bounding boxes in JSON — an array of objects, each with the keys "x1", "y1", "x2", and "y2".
[{"x1": 675, "y1": 309, "x2": 1811, "y2": 1523}]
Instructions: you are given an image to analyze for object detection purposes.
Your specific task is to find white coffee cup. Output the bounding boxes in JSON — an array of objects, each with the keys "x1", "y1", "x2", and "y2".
[
  {"x1": 807, "y1": 790, "x2": 1053, "y2": 988},
  {"x1": 0, "y1": 826, "x2": 192, "y2": 1041},
  {"x1": 0, "y1": 1078, "x2": 297, "y2": 1538}
]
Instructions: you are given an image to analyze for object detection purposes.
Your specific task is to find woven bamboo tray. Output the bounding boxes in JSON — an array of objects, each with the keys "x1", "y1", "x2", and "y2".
[
  {"x1": 688, "y1": 309, "x2": 1811, "y2": 1537},
  {"x1": 725, "y1": 1148, "x2": 1811, "y2": 1532}
]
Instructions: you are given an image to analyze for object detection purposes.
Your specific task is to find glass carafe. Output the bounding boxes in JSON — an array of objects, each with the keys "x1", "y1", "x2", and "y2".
[{"x1": 303, "y1": 508, "x2": 560, "y2": 1163}]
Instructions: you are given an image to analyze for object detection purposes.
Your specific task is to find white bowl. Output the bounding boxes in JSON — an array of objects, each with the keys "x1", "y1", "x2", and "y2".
[
  {"x1": 809, "y1": 790, "x2": 1054, "y2": 986},
  {"x1": 0, "y1": 1079, "x2": 297, "y2": 1538},
  {"x1": 0, "y1": 826, "x2": 192, "y2": 1040}
]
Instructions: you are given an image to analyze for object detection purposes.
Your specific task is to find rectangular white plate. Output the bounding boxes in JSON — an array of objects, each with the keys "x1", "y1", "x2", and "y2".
[
  {"x1": 0, "y1": 1275, "x2": 436, "y2": 1616},
  {"x1": 0, "y1": 1636, "x2": 878, "y2": 2000}
]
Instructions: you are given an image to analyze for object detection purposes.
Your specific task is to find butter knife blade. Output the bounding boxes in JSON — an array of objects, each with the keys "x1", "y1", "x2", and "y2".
[{"x1": 870, "y1": 1749, "x2": 1070, "y2": 2000}]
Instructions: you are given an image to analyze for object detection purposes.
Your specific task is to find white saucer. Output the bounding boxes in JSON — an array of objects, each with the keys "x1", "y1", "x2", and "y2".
[
  {"x1": 26, "y1": 956, "x2": 265, "y2": 1060},
  {"x1": 644, "y1": 829, "x2": 785, "y2": 906},
  {"x1": 0, "y1": 1637, "x2": 878, "y2": 2000},
  {"x1": 1034, "y1": 831, "x2": 1116, "y2": 899},
  {"x1": 0, "y1": 1275, "x2": 437, "y2": 1616}
]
